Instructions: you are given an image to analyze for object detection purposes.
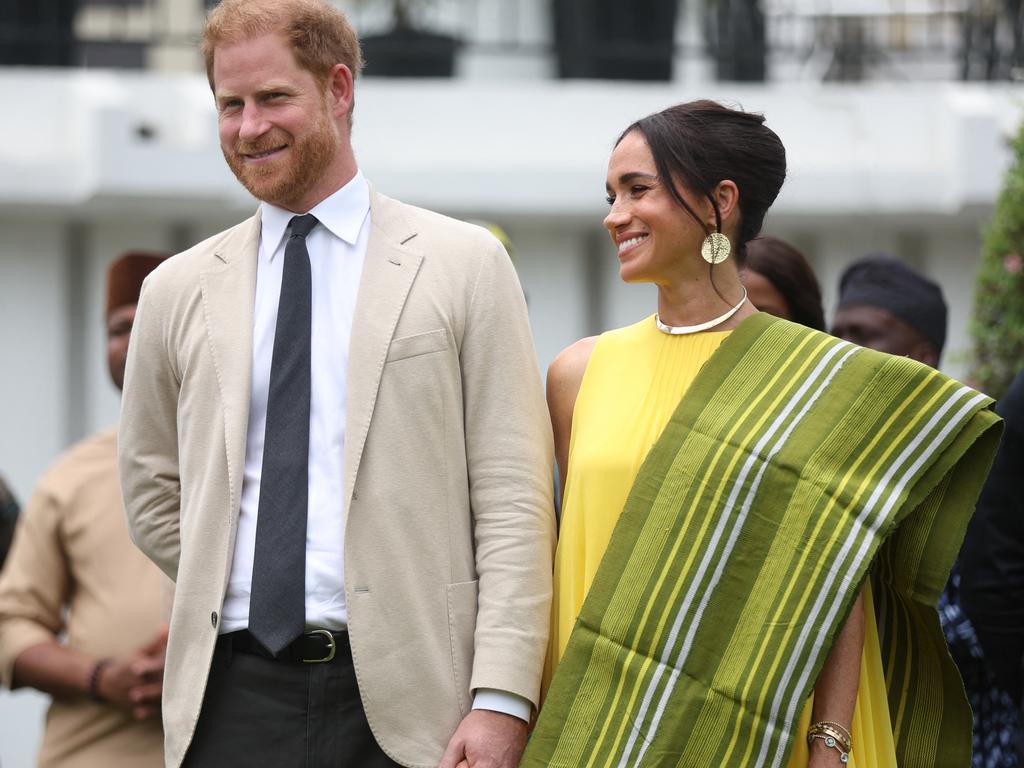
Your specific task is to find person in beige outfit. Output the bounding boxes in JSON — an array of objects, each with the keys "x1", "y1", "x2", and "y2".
[
  {"x1": 117, "y1": 1, "x2": 554, "y2": 767},
  {"x1": 0, "y1": 252, "x2": 168, "y2": 767}
]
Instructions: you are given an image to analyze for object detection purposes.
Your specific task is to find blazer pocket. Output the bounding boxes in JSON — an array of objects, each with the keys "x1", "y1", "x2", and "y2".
[
  {"x1": 386, "y1": 328, "x2": 450, "y2": 363},
  {"x1": 446, "y1": 579, "x2": 479, "y2": 716}
]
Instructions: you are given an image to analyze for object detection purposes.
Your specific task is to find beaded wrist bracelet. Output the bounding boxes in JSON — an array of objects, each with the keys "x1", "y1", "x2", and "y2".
[{"x1": 87, "y1": 658, "x2": 112, "y2": 703}]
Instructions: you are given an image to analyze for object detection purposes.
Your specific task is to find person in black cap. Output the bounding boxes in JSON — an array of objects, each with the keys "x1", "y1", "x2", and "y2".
[
  {"x1": 832, "y1": 254, "x2": 1019, "y2": 768},
  {"x1": 831, "y1": 253, "x2": 947, "y2": 367}
]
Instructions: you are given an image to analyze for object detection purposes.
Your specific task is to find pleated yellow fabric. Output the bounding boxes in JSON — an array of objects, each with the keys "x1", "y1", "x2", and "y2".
[
  {"x1": 545, "y1": 314, "x2": 898, "y2": 766},
  {"x1": 545, "y1": 317, "x2": 728, "y2": 688}
]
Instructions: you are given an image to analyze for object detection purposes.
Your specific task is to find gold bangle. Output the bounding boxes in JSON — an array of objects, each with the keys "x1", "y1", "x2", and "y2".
[
  {"x1": 807, "y1": 732, "x2": 849, "y2": 763},
  {"x1": 815, "y1": 720, "x2": 852, "y2": 744},
  {"x1": 807, "y1": 722, "x2": 852, "y2": 753}
]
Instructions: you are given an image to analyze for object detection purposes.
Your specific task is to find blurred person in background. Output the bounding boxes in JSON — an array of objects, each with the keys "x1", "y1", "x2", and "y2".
[
  {"x1": 0, "y1": 475, "x2": 19, "y2": 569},
  {"x1": 527, "y1": 100, "x2": 999, "y2": 768},
  {"x1": 833, "y1": 254, "x2": 1019, "y2": 768},
  {"x1": 960, "y1": 369, "x2": 1024, "y2": 766},
  {"x1": 831, "y1": 254, "x2": 945, "y2": 369},
  {"x1": 741, "y1": 234, "x2": 826, "y2": 331},
  {"x1": 0, "y1": 252, "x2": 169, "y2": 768}
]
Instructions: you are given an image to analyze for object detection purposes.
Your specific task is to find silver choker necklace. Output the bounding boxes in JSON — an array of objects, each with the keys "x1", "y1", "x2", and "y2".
[{"x1": 655, "y1": 288, "x2": 748, "y2": 335}]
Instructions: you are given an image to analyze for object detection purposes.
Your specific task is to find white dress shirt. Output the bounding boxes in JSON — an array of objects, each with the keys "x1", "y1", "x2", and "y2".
[
  {"x1": 219, "y1": 172, "x2": 530, "y2": 722},
  {"x1": 222, "y1": 172, "x2": 369, "y2": 633}
]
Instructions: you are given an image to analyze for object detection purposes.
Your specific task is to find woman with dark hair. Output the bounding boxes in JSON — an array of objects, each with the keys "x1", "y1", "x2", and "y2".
[
  {"x1": 523, "y1": 101, "x2": 1000, "y2": 767},
  {"x1": 743, "y1": 235, "x2": 826, "y2": 331}
]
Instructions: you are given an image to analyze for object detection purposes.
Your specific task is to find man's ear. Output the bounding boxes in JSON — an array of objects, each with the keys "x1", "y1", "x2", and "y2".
[{"x1": 326, "y1": 63, "x2": 354, "y2": 120}]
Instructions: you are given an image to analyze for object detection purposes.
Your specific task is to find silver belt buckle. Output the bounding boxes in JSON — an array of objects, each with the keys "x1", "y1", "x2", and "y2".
[{"x1": 302, "y1": 629, "x2": 336, "y2": 663}]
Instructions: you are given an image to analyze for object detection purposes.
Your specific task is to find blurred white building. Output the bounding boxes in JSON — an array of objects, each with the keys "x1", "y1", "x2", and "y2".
[{"x1": 1, "y1": 0, "x2": 1022, "y2": 763}]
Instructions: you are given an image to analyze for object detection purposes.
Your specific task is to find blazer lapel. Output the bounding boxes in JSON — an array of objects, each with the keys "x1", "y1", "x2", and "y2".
[
  {"x1": 343, "y1": 191, "x2": 423, "y2": 517},
  {"x1": 200, "y1": 213, "x2": 260, "y2": 519}
]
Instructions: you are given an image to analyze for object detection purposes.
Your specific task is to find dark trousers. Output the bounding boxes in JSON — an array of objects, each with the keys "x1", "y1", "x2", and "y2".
[{"x1": 185, "y1": 632, "x2": 401, "y2": 768}]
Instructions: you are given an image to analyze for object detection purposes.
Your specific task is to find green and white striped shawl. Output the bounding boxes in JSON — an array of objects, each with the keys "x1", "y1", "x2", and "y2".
[{"x1": 525, "y1": 313, "x2": 1001, "y2": 768}]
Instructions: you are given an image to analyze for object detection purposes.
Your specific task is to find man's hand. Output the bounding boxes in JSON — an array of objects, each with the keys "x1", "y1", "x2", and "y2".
[
  {"x1": 438, "y1": 709, "x2": 528, "y2": 768},
  {"x1": 96, "y1": 625, "x2": 169, "y2": 720}
]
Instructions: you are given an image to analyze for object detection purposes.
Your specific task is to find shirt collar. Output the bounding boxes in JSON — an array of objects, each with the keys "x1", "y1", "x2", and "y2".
[{"x1": 259, "y1": 171, "x2": 370, "y2": 261}]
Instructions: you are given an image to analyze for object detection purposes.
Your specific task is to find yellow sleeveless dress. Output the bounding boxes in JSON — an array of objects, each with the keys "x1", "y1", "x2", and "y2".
[{"x1": 545, "y1": 315, "x2": 898, "y2": 767}]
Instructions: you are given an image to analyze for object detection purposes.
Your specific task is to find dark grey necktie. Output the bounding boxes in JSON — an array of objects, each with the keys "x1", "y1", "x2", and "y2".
[{"x1": 248, "y1": 213, "x2": 318, "y2": 655}]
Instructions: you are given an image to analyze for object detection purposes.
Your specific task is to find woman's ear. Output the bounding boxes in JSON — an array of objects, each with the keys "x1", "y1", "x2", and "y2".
[{"x1": 713, "y1": 180, "x2": 740, "y2": 226}]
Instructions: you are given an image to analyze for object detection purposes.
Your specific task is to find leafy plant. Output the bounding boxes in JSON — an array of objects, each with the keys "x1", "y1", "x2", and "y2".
[{"x1": 970, "y1": 121, "x2": 1024, "y2": 399}]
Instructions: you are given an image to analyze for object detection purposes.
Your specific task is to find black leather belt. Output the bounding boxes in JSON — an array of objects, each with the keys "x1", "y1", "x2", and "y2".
[{"x1": 221, "y1": 629, "x2": 348, "y2": 664}]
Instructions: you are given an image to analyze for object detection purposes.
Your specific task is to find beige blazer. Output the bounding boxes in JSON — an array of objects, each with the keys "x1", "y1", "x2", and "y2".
[{"x1": 119, "y1": 190, "x2": 555, "y2": 768}]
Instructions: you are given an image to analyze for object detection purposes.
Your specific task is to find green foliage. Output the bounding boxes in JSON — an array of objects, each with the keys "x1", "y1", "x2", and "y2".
[{"x1": 970, "y1": 122, "x2": 1024, "y2": 399}]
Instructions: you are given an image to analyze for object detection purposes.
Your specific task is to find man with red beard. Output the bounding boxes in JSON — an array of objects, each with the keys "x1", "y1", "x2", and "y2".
[{"x1": 117, "y1": 2, "x2": 554, "y2": 768}]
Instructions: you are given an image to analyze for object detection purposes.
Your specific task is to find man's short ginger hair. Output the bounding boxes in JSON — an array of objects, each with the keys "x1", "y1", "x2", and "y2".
[{"x1": 202, "y1": 0, "x2": 363, "y2": 116}]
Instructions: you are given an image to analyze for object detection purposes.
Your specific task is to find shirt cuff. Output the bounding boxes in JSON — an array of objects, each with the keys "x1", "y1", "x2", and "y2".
[{"x1": 472, "y1": 688, "x2": 533, "y2": 723}]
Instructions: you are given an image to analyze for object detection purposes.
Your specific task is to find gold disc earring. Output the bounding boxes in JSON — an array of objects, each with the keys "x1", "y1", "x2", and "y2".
[{"x1": 701, "y1": 232, "x2": 731, "y2": 264}]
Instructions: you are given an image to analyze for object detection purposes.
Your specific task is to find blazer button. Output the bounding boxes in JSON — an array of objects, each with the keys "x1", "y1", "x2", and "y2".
[{"x1": 211, "y1": 611, "x2": 218, "y2": 628}]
